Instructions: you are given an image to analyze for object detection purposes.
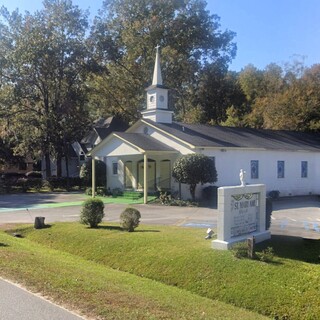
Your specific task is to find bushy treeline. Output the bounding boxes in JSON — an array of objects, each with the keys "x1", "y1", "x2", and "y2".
[{"x1": 1, "y1": 0, "x2": 319, "y2": 173}]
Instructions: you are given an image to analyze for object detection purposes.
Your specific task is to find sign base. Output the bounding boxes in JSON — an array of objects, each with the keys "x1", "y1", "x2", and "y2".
[{"x1": 212, "y1": 230, "x2": 271, "y2": 250}]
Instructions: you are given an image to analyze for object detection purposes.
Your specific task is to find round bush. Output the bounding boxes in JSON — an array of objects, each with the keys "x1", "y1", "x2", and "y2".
[
  {"x1": 25, "y1": 171, "x2": 42, "y2": 178},
  {"x1": 120, "y1": 207, "x2": 141, "y2": 232},
  {"x1": 80, "y1": 198, "x2": 105, "y2": 228}
]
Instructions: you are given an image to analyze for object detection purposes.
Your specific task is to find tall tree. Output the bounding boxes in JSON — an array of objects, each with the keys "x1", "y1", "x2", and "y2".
[
  {"x1": 89, "y1": 0, "x2": 236, "y2": 122},
  {"x1": 0, "y1": 0, "x2": 91, "y2": 176}
]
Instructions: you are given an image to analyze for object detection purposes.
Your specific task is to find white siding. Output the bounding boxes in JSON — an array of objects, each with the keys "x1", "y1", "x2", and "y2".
[{"x1": 199, "y1": 148, "x2": 319, "y2": 197}]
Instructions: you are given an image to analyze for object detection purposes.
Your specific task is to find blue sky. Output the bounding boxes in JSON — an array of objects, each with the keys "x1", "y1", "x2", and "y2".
[{"x1": 1, "y1": 0, "x2": 319, "y2": 71}]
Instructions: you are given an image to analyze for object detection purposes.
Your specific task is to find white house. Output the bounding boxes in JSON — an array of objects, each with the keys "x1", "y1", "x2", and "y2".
[{"x1": 89, "y1": 47, "x2": 320, "y2": 203}]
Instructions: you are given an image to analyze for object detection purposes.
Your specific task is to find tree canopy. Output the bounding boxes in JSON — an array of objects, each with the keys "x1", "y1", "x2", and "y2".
[
  {"x1": 0, "y1": 0, "x2": 92, "y2": 176},
  {"x1": 1, "y1": 0, "x2": 320, "y2": 175},
  {"x1": 223, "y1": 61, "x2": 320, "y2": 132},
  {"x1": 89, "y1": 0, "x2": 237, "y2": 122}
]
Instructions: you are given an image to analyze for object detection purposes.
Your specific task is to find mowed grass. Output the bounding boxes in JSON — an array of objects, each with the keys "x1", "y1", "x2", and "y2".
[
  {"x1": 0, "y1": 228, "x2": 266, "y2": 320},
  {"x1": 2, "y1": 223, "x2": 320, "y2": 319}
]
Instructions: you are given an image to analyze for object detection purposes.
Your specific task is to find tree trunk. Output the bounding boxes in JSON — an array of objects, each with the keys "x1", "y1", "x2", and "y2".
[
  {"x1": 65, "y1": 148, "x2": 70, "y2": 191},
  {"x1": 45, "y1": 152, "x2": 51, "y2": 178},
  {"x1": 56, "y1": 155, "x2": 62, "y2": 177},
  {"x1": 190, "y1": 184, "x2": 196, "y2": 202}
]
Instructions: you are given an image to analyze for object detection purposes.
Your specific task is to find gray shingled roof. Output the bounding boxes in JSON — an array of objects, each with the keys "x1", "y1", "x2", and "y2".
[
  {"x1": 115, "y1": 132, "x2": 176, "y2": 152},
  {"x1": 144, "y1": 120, "x2": 320, "y2": 151}
]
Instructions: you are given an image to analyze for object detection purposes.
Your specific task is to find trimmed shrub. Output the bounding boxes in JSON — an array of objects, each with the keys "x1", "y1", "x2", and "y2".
[
  {"x1": 97, "y1": 187, "x2": 107, "y2": 196},
  {"x1": 268, "y1": 190, "x2": 280, "y2": 199},
  {"x1": 44, "y1": 177, "x2": 82, "y2": 191},
  {"x1": 112, "y1": 188, "x2": 123, "y2": 197},
  {"x1": 256, "y1": 247, "x2": 275, "y2": 263},
  {"x1": 25, "y1": 171, "x2": 42, "y2": 178},
  {"x1": 85, "y1": 187, "x2": 93, "y2": 196},
  {"x1": 80, "y1": 198, "x2": 105, "y2": 228},
  {"x1": 120, "y1": 207, "x2": 141, "y2": 232},
  {"x1": 17, "y1": 177, "x2": 43, "y2": 192}
]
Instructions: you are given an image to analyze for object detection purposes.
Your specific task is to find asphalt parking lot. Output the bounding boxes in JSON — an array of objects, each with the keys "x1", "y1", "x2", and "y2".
[{"x1": 0, "y1": 192, "x2": 320, "y2": 239}]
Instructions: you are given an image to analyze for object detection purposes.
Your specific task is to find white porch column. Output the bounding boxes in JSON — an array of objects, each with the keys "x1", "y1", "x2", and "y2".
[
  {"x1": 143, "y1": 153, "x2": 148, "y2": 204},
  {"x1": 92, "y1": 158, "x2": 96, "y2": 198}
]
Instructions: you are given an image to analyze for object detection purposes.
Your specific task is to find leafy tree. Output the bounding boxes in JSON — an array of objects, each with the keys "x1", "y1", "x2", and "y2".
[
  {"x1": 80, "y1": 159, "x2": 107, "y2": 187},
  {"x1": 172, "y1": 153, "x2": 217, "y2": 201},
  {"x1": 0, "y1": 0, "x2": 92, "y2": 176},
  {"x1": 89, "y1": 0, "x2": 236, "y2": 122},
  {"x1": 239, "y1": 61, "x2": 320, "y2": 132},
  {"x1": 193, "y1": 66, "x2": 246, "y2": 125}
]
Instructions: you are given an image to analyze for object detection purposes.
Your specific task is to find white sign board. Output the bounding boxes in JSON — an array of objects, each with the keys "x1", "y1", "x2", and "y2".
[
  {"x1": 212, "y1": 184, "x2": 270, "y2": 250},
  {"x1": 230, "y1": 193, "x2": 259, "y2": 237}
]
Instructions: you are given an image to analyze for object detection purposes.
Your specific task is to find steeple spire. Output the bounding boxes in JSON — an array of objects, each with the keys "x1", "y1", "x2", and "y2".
[{"x1": 152, "y1": 45, "x2": 163, "y2": 86}]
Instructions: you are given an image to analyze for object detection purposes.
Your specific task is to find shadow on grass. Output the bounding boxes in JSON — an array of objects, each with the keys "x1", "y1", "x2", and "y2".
[
  {"x1": 40, "y1": 224, "x2": 52, "y2": 229},
  {"x1": 0, "y1": 242, "x2": 9, "y2": 247},
  {"x1": 256, "y1": 235, "x2": 320, "y2": 264},
  {"x1": 92, "y1": 226, "x2": 161, "y2": 233},
  {"x1": 133, "y1": 229, "x2": 160, "y2": 233},
  {"x1": 96, "y1": 226, "x2": 122, "y2": 231}
]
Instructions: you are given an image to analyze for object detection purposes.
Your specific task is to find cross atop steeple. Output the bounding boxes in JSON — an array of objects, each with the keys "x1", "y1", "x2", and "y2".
[{"x1": 152, "y1": 45, "x2": 163, "y2": 86}]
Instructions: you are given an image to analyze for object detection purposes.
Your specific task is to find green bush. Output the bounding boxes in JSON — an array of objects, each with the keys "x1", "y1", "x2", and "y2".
[
  {"x1": 256, "y1": 247, "x2": 275, "y2": 263},
  {"x1": 17, "y1": 177, "x2": 43, "y2": 192},
  {"x1": 120, "y1": 207, "x2": 141, "y2": 232},
  {"x1": 44, "y1": 177, "x2": 67, "y2": 191},
  {"x1": 25, "y1": 171, "x2": 42, "y2": 178},
  {"x1": 85, "y1": 187, "x2": 93, "y2": 196},
  {"x1": 96, "y1": 187, "x2": 107, "y2": 196},
  {"x1": 268, "y1": 190, "x2": 280, "y2": 199},
  {"x1": 231, "y1": 242, "x2": 248, "y2": 259},
  {"x1": 80, "y1": 198, "x2": 105, "y2": 228},
  {"x1": 112, "y1": 188, "x2": 123, "y2": 197},
  {"x1": 44, "y1": 177, "x2": 82, "y2": 191}
]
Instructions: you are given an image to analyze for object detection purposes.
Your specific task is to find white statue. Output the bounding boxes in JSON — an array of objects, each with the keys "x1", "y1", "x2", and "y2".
[
  {"x1": 239, "y1": 169, "x2": 246, "y2": 186},
  {"x1": 205, "y1": 228, "x2": 214, "y2": 240}
]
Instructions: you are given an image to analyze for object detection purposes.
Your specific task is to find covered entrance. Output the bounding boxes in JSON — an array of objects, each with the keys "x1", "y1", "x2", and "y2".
[
  {"x1": 89, "y1": 131, "x2": 177, "y2": 204},
  {"x1": 137, "y1": 159, "x2": 156, "y2": 191}
]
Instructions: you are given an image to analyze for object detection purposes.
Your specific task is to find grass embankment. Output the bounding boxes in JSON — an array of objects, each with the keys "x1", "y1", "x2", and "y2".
[
  {"x1": 1, "y1": 223, "x2": 320, "y2": 319},
  {"x1": 0, "y1": 227, "x2": 266, "y2": 320}
]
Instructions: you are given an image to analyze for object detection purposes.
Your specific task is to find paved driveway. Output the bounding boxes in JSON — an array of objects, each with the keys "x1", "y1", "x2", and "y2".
[
  {"x1": 0, "y1": 192, "x2": 216, "y2": 227},
  {"x1": 0, "y1": 192, "x2": 320, "y2": 239}
]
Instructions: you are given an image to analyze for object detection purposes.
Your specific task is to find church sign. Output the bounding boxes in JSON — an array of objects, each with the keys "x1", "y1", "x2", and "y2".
[
  {"x1": 230, "y1": 193, "x2": 259, "y2": 237},
  {"x1": 212, "y1": 182, "x2": 270, "y2": 250}
]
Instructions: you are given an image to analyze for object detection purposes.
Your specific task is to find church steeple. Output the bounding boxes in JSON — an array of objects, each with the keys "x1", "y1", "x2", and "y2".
[
  {"x1": 152, "y1": 45, "x2": 163, "y2": 86},
  {"x1": 141, "y1": 45, "x2": 173, "y2": 124}
]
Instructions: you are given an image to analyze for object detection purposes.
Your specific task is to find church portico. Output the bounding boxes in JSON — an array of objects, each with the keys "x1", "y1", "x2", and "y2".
[{"x1": 103, "y1": 151, "x2": 177, "y2": 203}]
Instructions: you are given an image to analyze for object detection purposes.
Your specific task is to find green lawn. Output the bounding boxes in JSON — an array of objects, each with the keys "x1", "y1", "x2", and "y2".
[{"x1": 1, "y1": 222, "x2": 320, "y2": 319}]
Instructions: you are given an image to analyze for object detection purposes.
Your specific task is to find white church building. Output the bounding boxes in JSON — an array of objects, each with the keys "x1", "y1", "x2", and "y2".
[{"x1": 89, "y1": 48, "x2": 320, "y2": 203}]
